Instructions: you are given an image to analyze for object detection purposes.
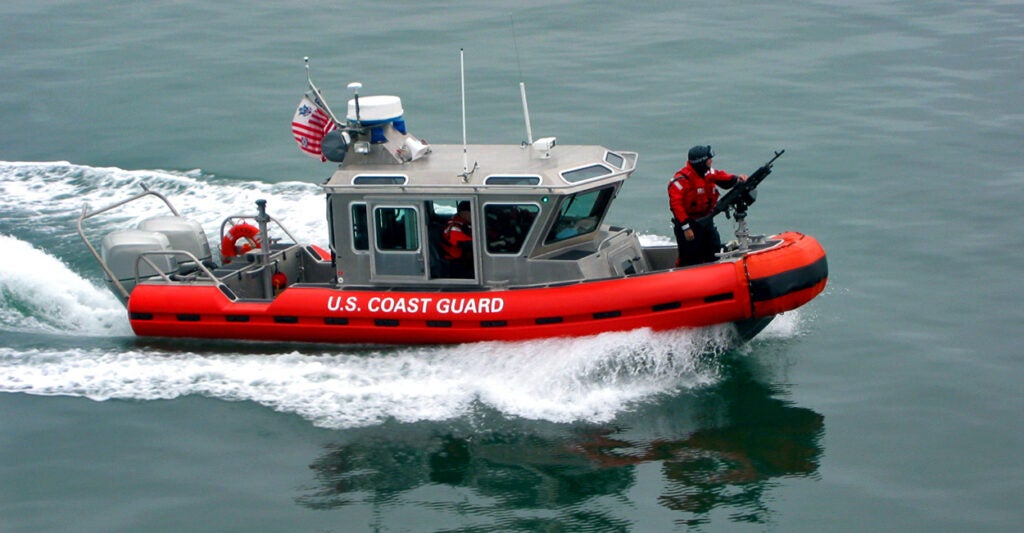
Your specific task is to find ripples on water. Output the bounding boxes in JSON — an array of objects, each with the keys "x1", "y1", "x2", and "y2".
[{"x1": 11, "y1": 0, "x2": 1019, "y2": 527}]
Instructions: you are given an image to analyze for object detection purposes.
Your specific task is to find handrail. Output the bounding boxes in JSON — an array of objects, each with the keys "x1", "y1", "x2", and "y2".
[
  {"x1": 135, "y1": 250, "x2": 219, "y2": 284},
  {"x1": 218, "y1": 215, "x2": 300, "y2": 248},
  {"x1": 597, "y1": 227, "x2": 633, "y2": 253},
  {"x1": 76, "y1": 184, "x2": 181, "y2": 301},
  {"x1": 77, "y1": 183, "x2": 303, "y2": 302}
]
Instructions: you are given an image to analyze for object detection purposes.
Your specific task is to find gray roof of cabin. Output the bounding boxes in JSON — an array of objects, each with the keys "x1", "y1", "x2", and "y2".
[{"x1": 323, "y1": 143, "x2": 636, "y2": 193}]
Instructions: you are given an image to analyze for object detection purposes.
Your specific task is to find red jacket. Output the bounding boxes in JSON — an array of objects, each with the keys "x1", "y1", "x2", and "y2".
[
  {"x1": 668, "y1": 163, "x2": 739, "y2": 222},
  {"x1": 442, "y1": 216, "x2": 472, "y2": 260}
]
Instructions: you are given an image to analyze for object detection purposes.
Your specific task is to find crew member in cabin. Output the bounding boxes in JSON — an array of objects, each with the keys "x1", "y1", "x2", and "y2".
[
  {"x1": 669, "y1": 145, "x2": 747, "y2": 266},
  {"x1": 441, "y1": 201, "x2": 474, "y2": 278}
]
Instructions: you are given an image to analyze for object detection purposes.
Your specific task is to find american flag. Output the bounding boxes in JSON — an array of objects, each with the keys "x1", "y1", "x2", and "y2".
[{"x1": 291, "y1": 96, "x2": 336, "y2": 159}]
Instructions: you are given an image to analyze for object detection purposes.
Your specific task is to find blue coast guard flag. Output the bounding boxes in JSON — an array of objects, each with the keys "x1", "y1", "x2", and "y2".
[{"x1": 291, "y1": 95, "x2": 336, "y2": 160}]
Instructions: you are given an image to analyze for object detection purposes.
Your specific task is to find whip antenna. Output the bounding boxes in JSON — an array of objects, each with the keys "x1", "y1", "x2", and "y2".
[
  {"x1": 460, "y1": 49, "x2": 469, "y2": 175},
  {"x1": 458, "y1": 48, "x2": 477, "y2": 181},
  {"x1": 511, "y1": 18, "x2": 534, "y2": 144}
]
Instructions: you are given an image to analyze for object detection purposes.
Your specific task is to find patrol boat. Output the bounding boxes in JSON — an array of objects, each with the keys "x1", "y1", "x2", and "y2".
[{"x1": 77, "y1": 80, "x2": 827, "y2": 345}]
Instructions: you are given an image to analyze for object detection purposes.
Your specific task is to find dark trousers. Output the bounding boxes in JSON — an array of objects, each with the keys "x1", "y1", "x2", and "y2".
[{"x1": 672, "y1": 218, "x2": 722, "y2": 267}]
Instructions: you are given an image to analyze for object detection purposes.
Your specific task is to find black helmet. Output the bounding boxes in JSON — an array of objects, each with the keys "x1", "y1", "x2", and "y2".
[{"x1": 687, "y1": 145, "x2": 715, "y2": 164}]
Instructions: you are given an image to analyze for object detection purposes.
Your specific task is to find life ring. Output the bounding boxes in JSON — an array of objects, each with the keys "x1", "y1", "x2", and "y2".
[{"x1": 220, "y1": 223, "x2": 261, "y2": 262}]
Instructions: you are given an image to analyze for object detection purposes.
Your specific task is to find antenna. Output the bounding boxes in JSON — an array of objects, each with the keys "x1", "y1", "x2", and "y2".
[
  {"x1": 457, "y1": 49, "x2": 478, "y2": 182},
  {"x1": 460, "y1": 48, "x2": 470, "y2": 177},
  {"x1": 519, "y1": 83, "x2": 534, "y2": 146},
  {"x1": 511, "y1": 18, "x2": 534, "y2": 144},
  {"x1": 347, "y1": 81, "x2": 362, "y2": 123}
]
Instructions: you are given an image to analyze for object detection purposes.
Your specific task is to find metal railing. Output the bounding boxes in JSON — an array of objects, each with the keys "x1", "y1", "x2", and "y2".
[{"x1": 76, "y1": 185, "x2": 180, "y2": 301}]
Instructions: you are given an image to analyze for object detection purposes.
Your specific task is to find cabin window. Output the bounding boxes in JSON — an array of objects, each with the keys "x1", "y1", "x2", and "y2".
[
  {"x1": 545, "y1": 187, "x2": 613, "y2": 244},
  {"x1": 560, "y1": 164, "x2": 612, "y2": 183},
  {"x1": 353, "y1": 175, "x2": 408, "y2": 185},
  {"x1": 485, "y1": 203, "x2": 540, "y2": 255},
  {"x1": 484, "y1": 175, "x2": 542, "y2": 186},
  {"x1": 604, "y1": 151, "x2": 625, "y2": 169},
  {"x1": 351, "y1": 203, "x2": 368, "y2": 251},
  {"x1": 374, "y1": 207, "x2": 419, "y2": 251}
]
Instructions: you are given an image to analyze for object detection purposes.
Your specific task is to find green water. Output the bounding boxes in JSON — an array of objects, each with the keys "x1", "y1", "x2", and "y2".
[{"x1": 2, "y1": 1, "x2": 1022, "y2": 531}]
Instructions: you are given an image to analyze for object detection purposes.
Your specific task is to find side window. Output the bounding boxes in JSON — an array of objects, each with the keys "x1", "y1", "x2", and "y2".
[
  {"x1": 545, "y1": 187, "x2": 613, "y2": 244},
  {"x1": 351, "y1": 203, "x2": 368, "y2": 251},
  {"x1": 485, "y1": 204, "x2": 539, "y2": 254},
  {"x1": 374, "y1": 207, "x2": 419, "y2": 251}
]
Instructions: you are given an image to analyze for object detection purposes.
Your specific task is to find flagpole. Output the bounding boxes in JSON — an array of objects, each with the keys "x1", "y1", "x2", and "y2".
[{"x1": 304, "y1": 57, "x2": 340, "y2": 125}]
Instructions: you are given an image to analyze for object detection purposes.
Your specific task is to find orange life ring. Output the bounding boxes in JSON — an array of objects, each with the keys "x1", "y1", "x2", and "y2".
[{"x1": 220, "y1": 223, "x2": 261, "y2": 262}]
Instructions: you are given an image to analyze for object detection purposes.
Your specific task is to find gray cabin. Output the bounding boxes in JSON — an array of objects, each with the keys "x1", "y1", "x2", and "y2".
[{"x1": 322, "y1": 94, "x2": 658, "y2": 289}]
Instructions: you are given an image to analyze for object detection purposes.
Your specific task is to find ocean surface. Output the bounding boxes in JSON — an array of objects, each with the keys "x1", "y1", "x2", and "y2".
[{"x1": 2, "y1": 1, "x2": 1022, "y2": 531}]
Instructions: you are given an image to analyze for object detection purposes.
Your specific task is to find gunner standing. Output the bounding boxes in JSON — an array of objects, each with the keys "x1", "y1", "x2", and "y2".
[{"x1": 669, "y1": 145, "x2": 747, "y2": 266}]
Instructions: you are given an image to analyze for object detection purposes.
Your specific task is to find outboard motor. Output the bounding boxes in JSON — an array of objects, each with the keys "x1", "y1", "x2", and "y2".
[
  {"x1": 99, "y1": 216, "x2": 212, "y2": 304},
  {"x1": 100, "y1": 229, "x2": 178, "y2": 302},
  {"x1": 137, "y1": 216, "x2": 212, "y2": 272}
]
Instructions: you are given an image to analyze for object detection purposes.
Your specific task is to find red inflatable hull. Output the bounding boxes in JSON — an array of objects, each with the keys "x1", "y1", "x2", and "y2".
[{"x1": 127, "y1": 232, "x2": 827, "y2": 344}]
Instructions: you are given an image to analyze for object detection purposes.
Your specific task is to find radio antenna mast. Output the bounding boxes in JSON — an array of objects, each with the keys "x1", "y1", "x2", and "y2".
[
  {"x1": 460, "y1": 48, "x2": 469, "y2": 174},
  {"x1": 511, "y1": 18, "x2": 534, "y2": 145},
  {"x1": 457, "y1": 48, "x2": 477, "y2": 181}
]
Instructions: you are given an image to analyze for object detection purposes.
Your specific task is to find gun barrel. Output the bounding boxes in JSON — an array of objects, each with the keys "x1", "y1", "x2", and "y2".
[{"x1": 702, "y1": 149, "x2": 785, "y2": 221}]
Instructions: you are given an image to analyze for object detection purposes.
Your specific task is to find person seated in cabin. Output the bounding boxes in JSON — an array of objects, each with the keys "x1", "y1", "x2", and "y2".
[{"x1": 441, "y1": 201, "x2": 474, "y2": 278}]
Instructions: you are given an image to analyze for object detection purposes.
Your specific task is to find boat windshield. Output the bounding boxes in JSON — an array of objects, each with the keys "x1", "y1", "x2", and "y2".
[{"x1": 545, "y1": 187, "x2": 613, "y2": 244}]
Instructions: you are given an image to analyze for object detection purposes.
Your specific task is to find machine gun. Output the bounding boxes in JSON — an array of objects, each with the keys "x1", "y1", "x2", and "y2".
[
  {"x1": 700, "y1": 149, "x2": 785, "y2": 254},
  {"x1": 702, "y1": 149, "x2": 785, "y2": 223}
]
